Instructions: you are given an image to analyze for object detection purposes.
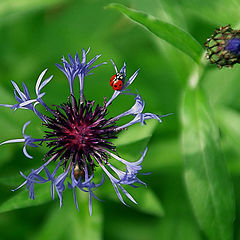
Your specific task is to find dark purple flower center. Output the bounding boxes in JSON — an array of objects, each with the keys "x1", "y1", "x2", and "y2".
[
  {"x1": 43, "y1": 96, "x2": 120, "y2": 172},
  {"x1": 63, "y1": 122, "x2": 93, "y2": 149}
]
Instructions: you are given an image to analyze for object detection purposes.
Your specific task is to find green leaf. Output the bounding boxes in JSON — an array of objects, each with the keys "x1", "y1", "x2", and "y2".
[
  {"x1": 113, "y1": 120, "x2": 157, "y2": 146},
  {"x1": 132, "y1": 186, "x2": 165, "y2": 217},
  {"x1": 0, "y1": 183, "x2": 51, "y2": 213},
  {"x1": 157, "y1": 216, "x2": 202, "y2": 240},
  {"x1": 106, "y1": 3, "x2": 203, "y2": 63},
  {"x1": 0, "y1": 175, "x2": 22, "y2": 187},
  {"x1": 100, "y1": 182, "x2": 164, "y2": 217},
  {"x1": 203, "y1": 67, "x2": 240, "y2": 108},
  {"x1": 215, "y1": 107, "x2": 240, "y2": 174},
  {"x1": 181, "y1": 87, "x2": 235, "y2": 240},
  {"x1": 215, "y1": 106, "x2": 240, "y2": 149},
  {"x1": 145, "y1": 138, "x2": 181, "y2": 170},
  {"x1": 34, "y1": 192, "x2": 103, "y2": 240}
]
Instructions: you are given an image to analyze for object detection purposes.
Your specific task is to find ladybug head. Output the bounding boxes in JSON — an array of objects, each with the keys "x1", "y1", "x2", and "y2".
[{"x1": 116, "y1": 72, "x2": 124, "y2": 80}]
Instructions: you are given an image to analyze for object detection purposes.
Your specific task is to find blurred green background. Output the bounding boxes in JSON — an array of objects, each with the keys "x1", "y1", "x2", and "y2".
[{"x1": 1, "y1": 0, "x2": 240, "y2": 239}]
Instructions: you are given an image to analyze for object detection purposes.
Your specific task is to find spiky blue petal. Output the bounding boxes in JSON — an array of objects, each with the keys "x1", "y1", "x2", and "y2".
[
  {"x1": 0, "y1": 69, "x2": 52, "y2": 122},
  {"x1": 0, "y1": 121, "x2": 44, "y2": 159}
]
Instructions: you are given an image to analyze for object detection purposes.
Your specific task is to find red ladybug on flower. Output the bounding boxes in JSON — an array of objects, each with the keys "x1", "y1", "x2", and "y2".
[{"x1": 110, "y1": 72, "x2": 124, "y2": 91}]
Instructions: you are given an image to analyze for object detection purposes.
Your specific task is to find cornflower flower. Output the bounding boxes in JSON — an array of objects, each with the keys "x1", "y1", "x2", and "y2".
[{"x1": 0, "y1": 49, "x2": 169, "y2": 215}]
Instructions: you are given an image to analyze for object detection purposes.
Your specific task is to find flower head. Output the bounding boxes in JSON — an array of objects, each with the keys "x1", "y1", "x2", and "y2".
[
  {"x1": 0, "y1": 49, "x2": 169, "y2": 215},
  {"x1": 205, "y1": 24, "x2": 240, "y2": 68}
]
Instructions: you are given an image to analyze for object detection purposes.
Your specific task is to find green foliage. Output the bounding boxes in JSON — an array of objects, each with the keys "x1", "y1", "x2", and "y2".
[
  {"x1": 106, "y1": 3, "x2": 203, "y2": 63},
  {"x1": 0, "y1": 0, "x2": 239, "y2": 240},
  {"x1": 33, "y1": 192, "x2": 103, "y2": 240},
  {"x1": 181, "y1": 88, "x2": 235, "y2": 240},
  {"x1": 0, "y1": 0, "x2": 66, "y2": 21},
  {"x1": 113, "y1": 120, "x2": 158, "y2": 146},
  {"x1": 101, "y1": 182, "x2": 165, "y2": 217},
  {"x1": 0, "y1": 184, "x2": 51, "y2": 213},
  {"x1": 216, "y1": 107, "x2": 240, "y2": 149}
]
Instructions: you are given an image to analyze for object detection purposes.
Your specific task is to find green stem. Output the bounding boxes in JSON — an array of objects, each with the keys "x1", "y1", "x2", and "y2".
[{"x1": 187, "y1": 51, "x2": 207, "y2": 89}]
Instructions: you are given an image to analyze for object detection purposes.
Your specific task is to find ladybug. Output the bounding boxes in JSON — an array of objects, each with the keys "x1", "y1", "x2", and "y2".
[{"x1": 110, "y1": 72, "x2": 124, "y2": 91}]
